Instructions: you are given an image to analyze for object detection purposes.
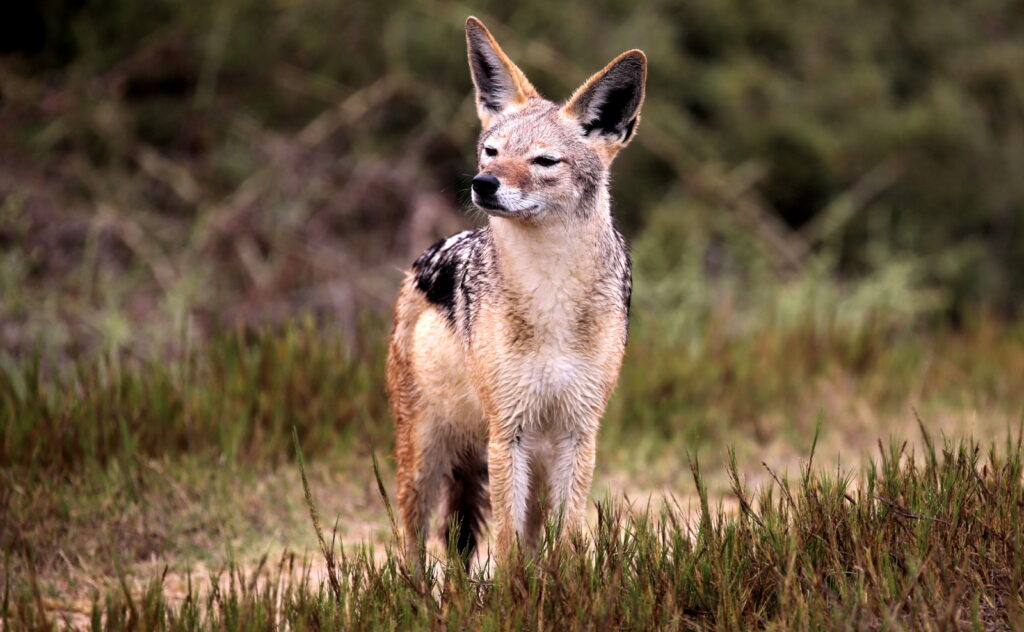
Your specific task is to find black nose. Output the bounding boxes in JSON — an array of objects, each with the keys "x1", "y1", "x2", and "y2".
[{"x1": 472, "y1": 174, "x2": 500, "y2": 197}]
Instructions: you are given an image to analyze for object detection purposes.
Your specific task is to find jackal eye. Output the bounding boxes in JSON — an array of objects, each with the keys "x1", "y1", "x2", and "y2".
[
  {"x1": 531, "y1": 156, "x2": 561, "y2": 167},
  {"x1": 483, "y1": 146, "x2": 498, "y2": 157}
]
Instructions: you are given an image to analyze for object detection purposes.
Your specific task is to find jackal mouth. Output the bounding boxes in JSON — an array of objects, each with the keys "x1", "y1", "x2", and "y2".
[{"x1": 472, "y1": 196, "x2": 538, "y2": 218}]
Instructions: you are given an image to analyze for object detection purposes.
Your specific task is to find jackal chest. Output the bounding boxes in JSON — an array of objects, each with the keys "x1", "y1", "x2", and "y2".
[{"x1": 472, "y1": 287, "x2": 625, "y2": 424}]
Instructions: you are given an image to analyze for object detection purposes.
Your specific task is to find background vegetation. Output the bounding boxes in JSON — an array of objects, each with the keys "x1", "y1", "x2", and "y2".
[
  {"x1": 2, "y1": 0, "x2": 1023, "y2": 628},
  {"x1": 3, "y1": 0, "x2": 1024, "y2": 360}
]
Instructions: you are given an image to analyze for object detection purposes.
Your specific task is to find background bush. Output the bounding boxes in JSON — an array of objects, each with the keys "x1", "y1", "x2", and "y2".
[{"x1": 2, "y1": 0, "x2": 1023, "y2": 360}]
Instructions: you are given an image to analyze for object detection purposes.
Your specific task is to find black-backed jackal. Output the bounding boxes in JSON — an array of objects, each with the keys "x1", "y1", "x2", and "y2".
[{"x1": 387, "y1": 16, "x2": 645, "y2": 567}]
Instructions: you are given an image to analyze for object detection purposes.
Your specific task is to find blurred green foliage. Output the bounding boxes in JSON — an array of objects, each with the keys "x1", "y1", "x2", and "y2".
[{"x1": 1, "y1": 0, "x2": 1023, "y2": 357}]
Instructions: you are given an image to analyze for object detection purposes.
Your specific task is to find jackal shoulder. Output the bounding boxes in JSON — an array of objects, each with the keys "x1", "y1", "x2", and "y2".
[
  {"x1": 411, "y1": 228, "x2": 490, "y2": 336},
  {"x1": 409, "y1": 224, "x2": 631, "y2": 342}
]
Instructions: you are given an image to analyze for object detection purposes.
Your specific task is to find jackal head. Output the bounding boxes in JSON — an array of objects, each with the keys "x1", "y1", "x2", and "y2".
[{"x1": 465, "y1": 17, "x2": 646, "y2": 222}]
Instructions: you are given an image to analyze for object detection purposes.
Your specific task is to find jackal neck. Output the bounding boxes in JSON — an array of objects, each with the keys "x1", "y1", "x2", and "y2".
[{"x1": 488, "y1": 193, "x2": 615, "y2": 298}]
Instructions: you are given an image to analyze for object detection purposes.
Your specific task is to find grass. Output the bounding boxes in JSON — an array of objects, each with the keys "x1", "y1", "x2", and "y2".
[
  {"x1": 1, "y1": 317, "x2": 391, "y2": 473},
  {"x1": 5, "y1": 426, "x2": 1023, "y2": 630},
  {"x1": 5, "y1": 312, "x2": 1023, "y2": 475},
  {"x1": 2, "y1": 314, "x2": 1023, "y2": 629}
]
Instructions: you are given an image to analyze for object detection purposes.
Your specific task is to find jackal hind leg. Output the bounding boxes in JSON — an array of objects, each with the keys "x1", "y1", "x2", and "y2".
[
  {"x1": 442, "y1": 446, "x2": 489, "y2": 571},
  {"x1": 396, "y1": 422, "x2": 452, "y2": 570}
]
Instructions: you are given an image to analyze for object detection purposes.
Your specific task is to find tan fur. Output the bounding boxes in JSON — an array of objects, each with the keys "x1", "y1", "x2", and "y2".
[
  {"x1": 388, "y1": 17, "x2": 645, "y2": 567},
  {"x1": 388, "y1": 282, "x2": 488, "y2": 564}
]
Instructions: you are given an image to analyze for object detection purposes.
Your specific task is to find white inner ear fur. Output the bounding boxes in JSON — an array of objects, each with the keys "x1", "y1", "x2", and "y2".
[{"x1": 583, "y1": 86, "x2": 634, "y2": 141}]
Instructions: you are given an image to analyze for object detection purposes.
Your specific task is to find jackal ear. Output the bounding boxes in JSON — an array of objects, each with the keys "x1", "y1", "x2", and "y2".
[
  {"x1": 563, "y1": 50, "x2": 647, "y2": 153},
  {"x1": 466, "y1": 17, "x2": 539, "y2": 127}
]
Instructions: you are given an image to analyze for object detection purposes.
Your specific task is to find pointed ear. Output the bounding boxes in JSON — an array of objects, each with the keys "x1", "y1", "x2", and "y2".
[
  {"x1": 466, "y1": 16, "x2": 539, "y2": 127},
  {"x1": 563, "y1": 50, "x2": 647, "y2": 155}
]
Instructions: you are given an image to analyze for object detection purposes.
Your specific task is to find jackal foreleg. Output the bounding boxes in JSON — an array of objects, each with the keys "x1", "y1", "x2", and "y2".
[
  {"x1": 487, "y1": 419, "x2": 531, "y2": 560},
  {"x1": 545, "y1": 426, "x2": 598, "y2": 533}
]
